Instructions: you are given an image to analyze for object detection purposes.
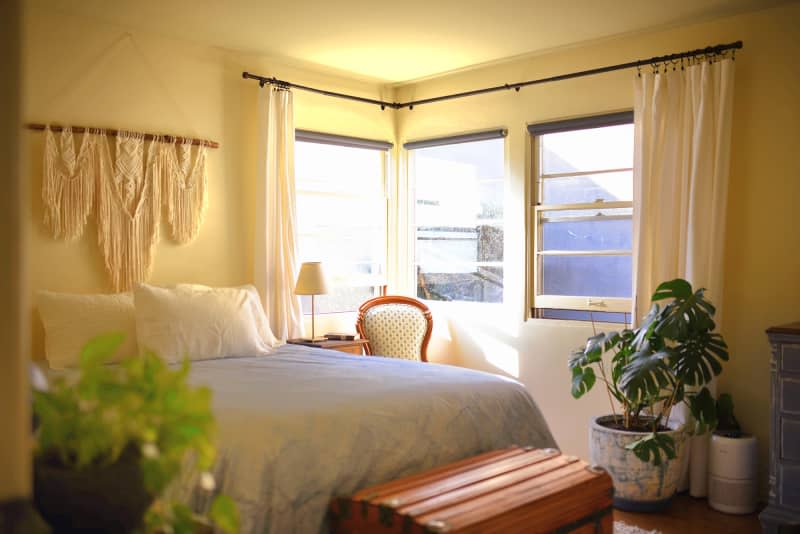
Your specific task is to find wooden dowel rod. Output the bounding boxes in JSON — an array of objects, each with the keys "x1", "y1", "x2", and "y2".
[{"x1": 25, "y1": 123, "x2": 220, "y2": 149}]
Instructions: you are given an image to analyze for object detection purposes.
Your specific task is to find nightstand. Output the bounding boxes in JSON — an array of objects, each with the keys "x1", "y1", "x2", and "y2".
[{"x1": 287, "y1": 338, "x2": 369, "y2": 355}]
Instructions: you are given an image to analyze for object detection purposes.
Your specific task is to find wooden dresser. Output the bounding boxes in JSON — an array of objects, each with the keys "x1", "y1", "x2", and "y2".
[{"x1": 761, "y1": 322, "x2": 800, "y2": 533}]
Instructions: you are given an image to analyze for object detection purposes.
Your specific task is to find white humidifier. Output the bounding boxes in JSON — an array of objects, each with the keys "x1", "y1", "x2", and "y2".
[{"x1": 708, "y1": 433, "x2": 758, "y2": 514}]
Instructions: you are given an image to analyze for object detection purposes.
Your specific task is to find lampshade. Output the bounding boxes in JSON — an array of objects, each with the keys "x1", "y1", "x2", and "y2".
[{"x1": 294, "y1": 262, "x2": 330, "y2": 295}]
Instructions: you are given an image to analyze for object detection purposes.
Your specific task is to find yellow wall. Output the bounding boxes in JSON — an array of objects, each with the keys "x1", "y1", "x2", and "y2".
[
  {"x1": 22, "y1": 6, "x2": 395, "y2": 355},
  {"x1": 395, "y1": 2, "x2": 800, "y2": 485}
]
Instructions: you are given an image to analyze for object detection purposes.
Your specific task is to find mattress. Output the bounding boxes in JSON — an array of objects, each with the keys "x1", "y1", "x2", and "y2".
[{"x1": 165, "y1": 344, "x2": 556, "y2": 532}]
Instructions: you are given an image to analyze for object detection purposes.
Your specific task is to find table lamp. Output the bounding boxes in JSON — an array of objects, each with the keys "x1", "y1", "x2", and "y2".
[{"x1": 294, "y1": 261, "x2": 330, "y2": 342}]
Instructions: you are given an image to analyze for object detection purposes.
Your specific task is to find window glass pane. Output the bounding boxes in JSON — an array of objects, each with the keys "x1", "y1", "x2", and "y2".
[
  {"x1": 541, "y1": 171, "x2": 632, "y2": 204},
  {"x1": 542, "y1": 255, "x2": 632, "y2": 298},
  {"x1": 296, "y1": 142, "x2": 383, "y2": 195},
  {"x1": 539, "y1": 308, "x2": 630, "y2": 324},
  {"x1": 413, "y1": 138, "x2": 504, "y2": 303},
  {"x1": 542, "y1": 218, "x2": 632, "y2": 251},
  {"x1": 301, "y1": 287, "x2": 375, "y2": 315},
  {"x1": 418, "y1": 267, "x2": 503, "y2": 303},
  {"x1": 295, "y1": 141, "x2": 386, "y2": 313},
  {"x1": 297, "y1": 197, "x2": 385, "y2": 270},
  {"x1": 541, "y1": 124, "x2": 633, "y2": 175}
]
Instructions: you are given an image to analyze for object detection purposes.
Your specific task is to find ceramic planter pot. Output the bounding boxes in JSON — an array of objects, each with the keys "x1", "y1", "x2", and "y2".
[
  {"x1": 34, "y1": 446, "x2": 154, "y2": 533},
  {"x1": 589, "y1": 415, "x2": 687, "y2": 512}
]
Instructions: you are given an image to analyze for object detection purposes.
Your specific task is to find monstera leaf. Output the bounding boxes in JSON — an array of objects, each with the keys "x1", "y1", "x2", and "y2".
[
  {"x1": 687, "y1": 387, "x2": 718, "y2": 435},
  {"x1": 652, "y1": 279, "x2": 717, "y2": 340},
  {"x1": 571, "y1": 366, "x2": 596, "y2": 399},
  {"x1": 626, "y1": 431, "x2": 677, "y2": 466},
  {"x1": 619, "y1": 346, "x2": 673, "y2": 404},
  {"x1": 672, "y1": 331, "x2": 728, "y2": 386}
]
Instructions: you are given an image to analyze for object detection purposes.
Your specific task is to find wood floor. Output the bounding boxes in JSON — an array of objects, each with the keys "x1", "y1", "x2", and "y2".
[{"x1": 615, "y1": 494, "x2": 762, "y2": 533}]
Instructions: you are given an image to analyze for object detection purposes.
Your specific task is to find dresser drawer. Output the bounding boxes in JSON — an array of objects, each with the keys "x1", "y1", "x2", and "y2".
[
  {"x1": 782, "y1": 417, "x2": 800, "y2": 461},
  {"x1": 781, "y1": 377, "x2": 800, "y2": 415},
  {"x1": 783, "y1": 344, "x2": 800, "y2": 373},
  {"x1": 779, "y1": 463, "x2": 800, "y2": 510}
]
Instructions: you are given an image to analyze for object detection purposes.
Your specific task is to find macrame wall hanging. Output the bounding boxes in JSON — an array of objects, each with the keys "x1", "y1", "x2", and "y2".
[
  {"x1": 42, "y1": 126, "x2": 102, "y2": 240},
  {"x1": 34, "y1": 124, "x2": 219, "y2": 291},
  {"x1": 30, "y1": 32, "x2": 220, "y2": 291},
  {"x1": 97, "y1": 131, "x2": 163, "y2": 292},
  {"x1": 164, "y1": 139, "x2": 208, "y2": 244}
]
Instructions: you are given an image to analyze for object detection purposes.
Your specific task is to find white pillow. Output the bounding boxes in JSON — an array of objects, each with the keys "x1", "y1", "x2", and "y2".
[
  {"x1": 134, "y1": 284, "x2": 275, "y2": 363},
  {"x1": 174, "y1": 283, "x2": 279, "y2": 348},
  {"x1": 37, "y1": 291, "x2": 138, "y2": 369}
]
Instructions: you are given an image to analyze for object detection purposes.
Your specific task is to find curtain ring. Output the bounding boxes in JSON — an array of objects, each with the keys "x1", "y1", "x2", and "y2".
[{"x1": 637, "y1": 64, "x2": 641, "y2": 78}]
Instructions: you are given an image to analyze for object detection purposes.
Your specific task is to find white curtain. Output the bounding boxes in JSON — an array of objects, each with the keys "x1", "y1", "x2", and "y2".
[
  {"x1": 632, "y1": 58, "x2": 735, "y2": 496},
  {"x1": 254, "y1": 87, "x2": 303, "y2": 341}
]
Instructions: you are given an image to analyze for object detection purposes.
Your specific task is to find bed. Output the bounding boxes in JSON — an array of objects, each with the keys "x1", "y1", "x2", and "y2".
[
  {"x1": 174, "y1": 343, "x2": 557, "y2": 534},
  {"x1": 37, "y1": 286, "x2": 555, "y2": 533}
]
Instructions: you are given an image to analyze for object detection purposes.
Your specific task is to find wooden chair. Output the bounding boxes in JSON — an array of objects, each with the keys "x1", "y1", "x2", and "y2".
[{"x1": 355, "y1": 296, "x2": 433, "y2": 362}]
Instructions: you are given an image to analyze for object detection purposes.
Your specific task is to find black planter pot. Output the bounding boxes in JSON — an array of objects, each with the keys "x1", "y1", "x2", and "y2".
[{"x1": 34, "y1": 446, "x2": 154, "y2": 533}]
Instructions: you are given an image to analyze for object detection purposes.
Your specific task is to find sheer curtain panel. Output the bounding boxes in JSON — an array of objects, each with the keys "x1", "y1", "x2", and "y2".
[
  {"x1": 254, "y1": 87, "x2": 303, "y2": 341},
  {"x1": 632, "y1": 58, "x2": 735, "y2": 496}
]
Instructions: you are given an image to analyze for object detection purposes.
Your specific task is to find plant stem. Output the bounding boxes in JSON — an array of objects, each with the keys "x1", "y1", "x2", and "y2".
[
  {"x1": 662, "y1": 378, "x2": 681, "y2": 428},
  {"x1": 597, "y1": 361, "x2": 617, "y2": 421}
]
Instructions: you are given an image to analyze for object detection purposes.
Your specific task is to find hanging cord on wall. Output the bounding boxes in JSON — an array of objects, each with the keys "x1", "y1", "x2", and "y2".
[
  {"x1": 41, "y1": 32, "x2": 132, "y2": 119},
  {"x1": 37, "y1": 32, "x2": 203, "y2": 137},
  {"x1": 242, "y1": 40, "x2": 742, "y2": 111}
]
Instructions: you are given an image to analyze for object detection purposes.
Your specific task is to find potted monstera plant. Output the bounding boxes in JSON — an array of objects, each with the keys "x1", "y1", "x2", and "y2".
[
  {"x1": 569, "y1": 279, "x2": 728, "y2": 511},
  {"x1": 33, "y1": 333, "x2": 239, "y2": 533}
]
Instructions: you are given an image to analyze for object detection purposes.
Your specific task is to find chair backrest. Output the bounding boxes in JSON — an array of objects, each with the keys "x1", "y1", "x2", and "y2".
[{"x1": 355, "y1": 296, "x2": 433, "y2": 362}]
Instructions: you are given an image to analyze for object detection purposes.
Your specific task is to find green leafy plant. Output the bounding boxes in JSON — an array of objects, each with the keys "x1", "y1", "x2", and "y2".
[
  {"x1": 569, "y1": 278, "x2": 729, "y2": 465},
  {"x1": 714, "y1": 393, "x2": 742, "y2": 438},
  {"x1": 34, "y1": 333, "x2": 240, "y2": 533}
]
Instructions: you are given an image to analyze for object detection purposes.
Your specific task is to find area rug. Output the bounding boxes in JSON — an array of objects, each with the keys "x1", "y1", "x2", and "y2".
[{"x1": 614, "y1": 521, "x2": 662, "y2": 534}]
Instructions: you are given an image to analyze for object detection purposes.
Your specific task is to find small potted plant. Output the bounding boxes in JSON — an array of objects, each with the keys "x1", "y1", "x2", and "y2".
[
  {"x1": 569, "y1": 279, "x2": 728, "y2": 511},
  {"x1": 33, "y1": 333, "x2": 239, "y2": 533}
]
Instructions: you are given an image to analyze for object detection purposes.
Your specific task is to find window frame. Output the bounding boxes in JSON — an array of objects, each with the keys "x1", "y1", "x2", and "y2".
[
  {"x1": 294, "y1": 130, "x2": 392, "y2": 314},
  {"x1": 528, "y1": 112, "x2": 634, "y2": 318}
]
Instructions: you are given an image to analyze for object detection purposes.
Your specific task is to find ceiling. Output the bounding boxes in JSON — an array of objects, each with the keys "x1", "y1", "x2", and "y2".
[{"x1": 33, "y1": 0, "x2": 788, "y2": 83}]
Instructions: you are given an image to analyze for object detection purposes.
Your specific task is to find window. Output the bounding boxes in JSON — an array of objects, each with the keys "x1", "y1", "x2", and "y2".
[
  {"x1": 529, "y1": 112, "x2": 634, "y2": 323},
  {"x1": 294, "y1": 131, "x2": 390, "y2": 314},
  {"x1": 406, "y1": 131, "x2": 506, "y2": 303}
]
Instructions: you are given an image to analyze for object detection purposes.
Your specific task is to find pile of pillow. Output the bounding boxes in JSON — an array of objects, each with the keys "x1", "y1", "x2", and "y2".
[{"x1": 37, "y1": 284, "x2": 279, "y2": 369}]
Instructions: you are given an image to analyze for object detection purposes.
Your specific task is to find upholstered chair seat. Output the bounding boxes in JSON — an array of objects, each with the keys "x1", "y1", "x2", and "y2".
[{"x1": 355, "y1": 296, "x2": 433, "y2": 362}]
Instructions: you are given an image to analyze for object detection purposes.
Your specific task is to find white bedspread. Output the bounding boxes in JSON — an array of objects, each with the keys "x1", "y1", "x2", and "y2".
[{"x1": 173, "y1": 344, "x2": 556, "y2": 533}]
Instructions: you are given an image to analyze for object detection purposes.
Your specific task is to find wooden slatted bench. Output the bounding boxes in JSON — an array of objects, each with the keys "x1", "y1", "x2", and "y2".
[{"x1": 329, "y1": 446, "x2": 613, "y2": 533}]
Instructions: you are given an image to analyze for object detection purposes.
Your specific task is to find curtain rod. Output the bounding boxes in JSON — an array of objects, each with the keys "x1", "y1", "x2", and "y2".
[
  {"x1": 243, "y1": 40, "x2": 742, "y2": 111},
  {"x1": 26, "y1": 123, "x2": 219, "y2": 149}
]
